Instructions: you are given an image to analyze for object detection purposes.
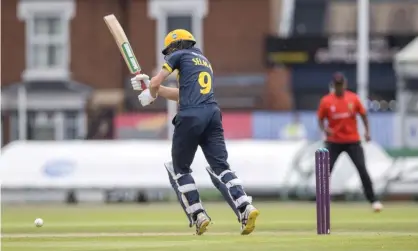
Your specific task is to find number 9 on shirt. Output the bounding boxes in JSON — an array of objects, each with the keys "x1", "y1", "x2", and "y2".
[{"x1": 198, "y1": 72, "x2": 212, "y2": 95}]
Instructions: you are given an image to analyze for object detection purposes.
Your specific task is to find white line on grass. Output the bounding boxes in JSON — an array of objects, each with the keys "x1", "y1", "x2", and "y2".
[
  {"x1": 3, "y1": 219, "x2": 418, "y2": 228},
  {"x1": 2, "y1": 231, "x2": 418, "y2": 238}
]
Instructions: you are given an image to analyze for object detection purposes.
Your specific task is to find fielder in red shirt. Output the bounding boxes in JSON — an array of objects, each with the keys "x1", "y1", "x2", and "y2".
[{"x1": 317, "y1": 73, "x2": 382, "y2": 212}]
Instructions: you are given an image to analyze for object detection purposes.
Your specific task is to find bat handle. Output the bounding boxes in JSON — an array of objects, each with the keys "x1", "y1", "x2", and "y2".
[{"x1": 135, "y1": 72, "x2": 147, "y2": 90}]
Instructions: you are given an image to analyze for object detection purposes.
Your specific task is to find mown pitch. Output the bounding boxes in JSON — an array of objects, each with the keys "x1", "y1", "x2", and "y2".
[{"x1": 2, "y1": 202, "x2": 418, "y2": 251}]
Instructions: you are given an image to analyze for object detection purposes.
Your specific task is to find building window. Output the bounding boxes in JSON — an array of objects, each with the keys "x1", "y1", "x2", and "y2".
[
  {"x1": 18, "y1": 0, "x2": 75, "y2": 81},
  {"x1": 148, "y1": 0, "x2": 208, "y2": 68},
  {"x1": 32, "y1": 16, "x2": 64, "y2": 69},
  {"x1": 166, "y1": 15, "x2": 193, "y2": 33},
  {"x1": 28, "y1": 111, "x2": 56, "y2": 140}
]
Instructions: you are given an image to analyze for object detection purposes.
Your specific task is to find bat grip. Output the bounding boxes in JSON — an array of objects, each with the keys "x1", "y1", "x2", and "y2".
[
  {"x1": 135, "y1": 72, "x2": 148, "y2": 90},
  {"x1": 140, "y1": 81, "x2": 147, "y2": 90}
]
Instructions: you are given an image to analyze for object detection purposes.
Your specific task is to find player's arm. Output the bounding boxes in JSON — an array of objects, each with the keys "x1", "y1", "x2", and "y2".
[
  {"x1": 317, "y1": 98, "x2": 332, "y2": 135},
  {"x1": 132, "y1": 71, "x2": 178, "y2": 106},
  {"x1": 149, "y1": 68, "x2": 171, "y2": 98},
  {"x1": 317, "y1": 98, "x2": 327, "y2": 131},
  {"x1": 158, "y1": 85, "x2": 179, "y2": 101},
  {"x1": 356, "y1": 97, "x2": 371, "y2": 140},
  {"x1": 149, "y1": 52, "x2": 180, "y2": 98},
  {"x1": 149, "y1": 68, "x2": 179, "y2": 101}
]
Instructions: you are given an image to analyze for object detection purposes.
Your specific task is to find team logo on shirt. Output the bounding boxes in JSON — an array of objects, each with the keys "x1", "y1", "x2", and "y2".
[
  {"x1": 330, "y1": 105, "x2": 336, "y2": 112},
  {"x1": 172, "y1": 33, "x2": 177, "y2": 39}
]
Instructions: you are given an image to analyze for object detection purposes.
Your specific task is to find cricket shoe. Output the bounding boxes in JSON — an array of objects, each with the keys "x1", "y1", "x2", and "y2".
[
  {"x1": 195, "y1": 212, "x2": 211, "y2": 235},
  {"x1": 372, "y1": 201, "x2": 383, "y2": 212},
  {"x1": 240, "y1": 204, "x2": 260, "y2": 235}
]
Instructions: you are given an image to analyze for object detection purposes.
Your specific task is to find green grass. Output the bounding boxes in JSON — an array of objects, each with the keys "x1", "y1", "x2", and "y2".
[{"x1": 2, "y1": 202, "x2": 418, "y2": 251}]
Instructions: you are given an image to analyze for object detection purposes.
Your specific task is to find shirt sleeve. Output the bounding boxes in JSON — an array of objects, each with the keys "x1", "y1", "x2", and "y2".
[
  {"x1": 356, "y1": 96, "x2": 367, "y2": 115},
  {"x1": 163, "y1": 52, "x2": 181, "y2": 73},
  {"x1": 317, "y1": 98, "x2": 327, "y2": 119}
]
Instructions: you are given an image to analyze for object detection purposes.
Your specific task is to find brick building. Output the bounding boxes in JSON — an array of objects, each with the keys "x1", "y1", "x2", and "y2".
[
  {"x1": 1, "y1": 0, "x2": 417, "y2": 143},
  {"x1": 1, "y1": 0, "x2": 284, "y2": 143}
]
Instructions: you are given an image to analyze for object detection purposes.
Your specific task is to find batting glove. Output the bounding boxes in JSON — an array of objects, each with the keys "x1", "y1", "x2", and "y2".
[
  {"x1": 131, "y1": 74, "x2": 150, "y2": 91},
  {"x1": 137, "y1": 89, "x2": 156, "y2": 107}
]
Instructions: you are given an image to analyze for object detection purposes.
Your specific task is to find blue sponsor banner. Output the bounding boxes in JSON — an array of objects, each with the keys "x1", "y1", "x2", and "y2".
[
  {"x1": 43, "y1": 159, "x2": 76, "y2": 178},
  {"x1": 252, "y1": 112, "x2": 395, "y2": 147}
]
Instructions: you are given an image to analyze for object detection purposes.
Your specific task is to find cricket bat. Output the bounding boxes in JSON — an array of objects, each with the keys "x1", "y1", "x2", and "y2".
[{"x1": 104, "y1": 14, "x2": 146, "y2": 89}]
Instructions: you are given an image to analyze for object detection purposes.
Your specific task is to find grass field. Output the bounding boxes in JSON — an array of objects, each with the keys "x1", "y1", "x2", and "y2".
[{"x1": 2, "y1": 202, "x2": 418, "y2": 251}]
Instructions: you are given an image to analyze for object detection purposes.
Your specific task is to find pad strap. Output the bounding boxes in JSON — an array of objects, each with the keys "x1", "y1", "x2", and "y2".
[
  {"x1": 178, "y1": 183, "x2": 198, "y2": 193},
  {"x1": 219, "y1": 169, "x2": 233, "y2": 179},
  {"x1": 235, "y1": 195, "x2": 251, "y2": 207},
  {"x1": 185, "y1": 202, "x2": 204, "y2": 214},
  {"x1": 226, "y1": 178, "x2": 242, "y2": 189},
  {"x1": 206, "y1": 166, "x2": 250, "y2": 208}
]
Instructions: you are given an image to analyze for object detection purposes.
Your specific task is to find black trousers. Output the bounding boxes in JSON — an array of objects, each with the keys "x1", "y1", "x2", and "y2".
[
  {"x1": 172, "y1": 104, "x2": 229, "y2": 175},
  {"x1": 325, "y1": 141, "x2": 377, "y2": 203}
]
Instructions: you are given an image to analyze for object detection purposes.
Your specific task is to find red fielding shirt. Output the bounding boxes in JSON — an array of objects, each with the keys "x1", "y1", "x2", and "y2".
[{"x1": 317, "y1": 91, "x2": 366, "y2": 143}]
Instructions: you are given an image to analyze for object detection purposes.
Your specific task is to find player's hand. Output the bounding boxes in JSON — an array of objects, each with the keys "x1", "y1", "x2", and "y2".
[
  {"x1": 131, "y1": 74, "x2": 150, "y2": 91},
  {"x1": 364, "y1": 131, "x2": 371, "y2": 142},
  {"x1": 324, "y1": 128, "x2": 333, "y2": 136},
  {"x1": 137, "y1": 89, "x2": 156, "y2": 106}
]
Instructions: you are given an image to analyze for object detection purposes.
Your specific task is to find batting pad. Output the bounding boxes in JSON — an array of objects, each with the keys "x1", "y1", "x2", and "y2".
[
  {"x1": 164, "y1": 162, "x2": 204, "y2": 227},
  {"x1": 206, "y1": 166, "x2": 251, "y2": 222}
]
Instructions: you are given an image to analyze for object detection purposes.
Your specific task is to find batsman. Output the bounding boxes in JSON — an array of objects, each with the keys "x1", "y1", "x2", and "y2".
[{"x1": 130, "y1": 29, "x2": 260, "y2": 235}]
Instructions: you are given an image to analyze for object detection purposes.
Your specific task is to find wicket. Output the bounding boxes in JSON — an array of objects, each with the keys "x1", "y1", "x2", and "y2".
[{"x1": 315, "y1": 148, "x2": 331, "y2": 235}]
